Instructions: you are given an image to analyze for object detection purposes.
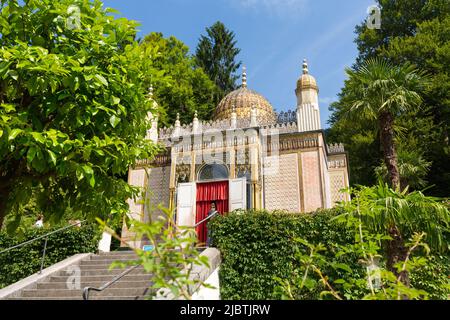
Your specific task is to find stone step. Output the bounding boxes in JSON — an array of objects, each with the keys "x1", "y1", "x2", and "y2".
[
  {"x1": 89, "y1": 254, "x2": 140, "y2": 261},
  {"x1": 80, "y1": 259, "x2": 138, "y2": 266},
  {"x1": 3, "y1": 248, "x2": 203, "y2": 300},
  {"x1": 48, "y1": 274, "x2": 152, "y2": 283},
  {"x1": 75, "y1": 264, "x2": 137, "y2": 271},
  {"x1": 97, "y1": 250, "x2": 137, "y2": 256},
  {"x1": 37, "y1": 280, "x2": 153, "y2": 290},
  {"x1": 76, "y1": 267, "x2": 148, "y2": 277},
  {"x1": 21, "y1": 287, "x2": 149, "y2": 298}
]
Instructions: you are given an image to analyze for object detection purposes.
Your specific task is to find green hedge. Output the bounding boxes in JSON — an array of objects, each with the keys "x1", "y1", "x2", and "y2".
[
  {"x1": 0, "y1": 224, "x2": 101, "y2": 289},
  {"x1": 210, "y1": 209, "x2": 450, "y2": 300},
  {"x1": 209, "y1": 209, "x2": 357, "y2": 299}
]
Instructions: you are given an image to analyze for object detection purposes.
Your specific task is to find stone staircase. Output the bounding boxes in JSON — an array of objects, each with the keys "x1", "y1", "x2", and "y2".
[{"x1": 7, "y1": 251, "x2": 153, "y2": 300}]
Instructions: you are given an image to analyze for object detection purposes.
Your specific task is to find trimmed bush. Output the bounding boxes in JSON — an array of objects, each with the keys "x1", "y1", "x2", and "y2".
[
  {"x1": 209, "y1": 209, "x2": 358, "y2": 300},
  {"x1": 0, "y1": 224, "x2": 101, "y2": 289},
  {"x1": 210, "y1": 209, "x2": 450, "y2": 300}
]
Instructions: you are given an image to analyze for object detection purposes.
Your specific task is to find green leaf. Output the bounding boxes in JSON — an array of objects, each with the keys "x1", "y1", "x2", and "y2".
[
  {"x1": 1, "y1": 103, "x2": 15, "y2": 113},
  {"x1": 82, "y1": 165, "x2": 93, "y2": 176},
  {"x1": 303, "y1": 278, "x2": 317, "y2": 290},
  {"x1": 94, "y1": 149, "x2": 105, "y2": 156},
  {"x1": 111, "y1": 96, "x2": 120, "y2": 105},
  {"x1": 0, "y1": 61, "x2": 12, "y2": 77},
  {"x1": 8, "y1": 128, "x2": 22, "y2": 140},
  {"x1": 95, "y1": 74, "x2": 108, "y2": 86},
  {"x1": 47, "y1": 150, "x2": 57, "y2": 166},
  {"x1": 76, "y1": 167, "x2": 84, "y2": 181},
  {"x1": 89, "y1": 175, "x2": 95, "y2": 187},
  {"x1": 31, "y1": 132, "x2": 45, "y2": 144},
  {"x1": 8, "y1": 70, "x2": 18, "y2": 80},
  {"x1": 109, "y1": 115, "x2": 120, "y2": 128},
  {"x1": 333, "y1": 263, "x2": 352, "y2": 273},
  {"x1": 333, "y1": 279, "x2": 346, "y2": 284},
  {"x1": 27, "y1": 146, "x2": 37, "y2": 163}
]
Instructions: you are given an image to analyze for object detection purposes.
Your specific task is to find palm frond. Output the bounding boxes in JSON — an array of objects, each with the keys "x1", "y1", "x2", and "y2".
[
  {"x1": 342, "y1": 183, "x2": 450, "y2": 252},
  {"x1": 344, "y1": 58, "x2": 426, "y2": 120}
]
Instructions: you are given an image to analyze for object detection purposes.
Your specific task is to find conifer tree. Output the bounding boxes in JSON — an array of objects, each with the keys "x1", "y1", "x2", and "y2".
[{"x1": 195, "y1": 21, "x2": 242, "y2": 104}]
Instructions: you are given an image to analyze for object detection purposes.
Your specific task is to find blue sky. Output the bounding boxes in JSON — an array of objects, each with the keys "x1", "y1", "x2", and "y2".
[{"x1": 102, "y1": 0, "x2": 374, "y2": 128}]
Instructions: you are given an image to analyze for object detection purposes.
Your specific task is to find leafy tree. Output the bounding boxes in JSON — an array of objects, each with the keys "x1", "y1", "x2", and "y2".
[
  {"x1": 330, "y1": 0, "x2": 450, "y2": 195},
  {"x1": 381, "y1": 15, "x2": 450, "y2": 195},
  {"x1": 341, "y1": 58, "x2": 426, "y2": 189},
  {"x1": 0, "y1": 0, "x2": 158, "y2": 230},
  {"x1": 375, "y1": 140, "x2": 432, "y2": 190},
  {"x1": 140, "y1": 32, "x2": 218, "y2": 125},
  {"x1": 354, "y1": 0, "x2": 449, "y2": 65},
  {"x1": 327, "y1": 109, "x2": 381, "y2": 187},
  {"x1": 195, "y1": 21, "x2": 241, "y2": 104},
  {"x1": 339, "y1": 183, "x2": 449, "y2": 287}
]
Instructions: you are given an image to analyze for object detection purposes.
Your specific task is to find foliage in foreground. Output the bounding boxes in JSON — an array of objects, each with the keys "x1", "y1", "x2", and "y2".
[
  {"x1": 210, "y1": 209, "x2": 357, "y2": 300},
  {"x1": 103, "y1": 202, "x2": 212, "y2": 300},
  {"x1": 0, "y1": 0, "x2": 159, "y2": 230},
  {"x1": 210, "y1": 186, "x2": 450, "y2": 300},
  {"x1": 0, "y1": 223, "x2": 101, "y2": 289}
]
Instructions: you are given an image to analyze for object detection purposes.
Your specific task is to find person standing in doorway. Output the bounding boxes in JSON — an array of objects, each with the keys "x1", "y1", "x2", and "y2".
[{"x1": 206, "y1": 201, "x2": 218, "y2": 247}]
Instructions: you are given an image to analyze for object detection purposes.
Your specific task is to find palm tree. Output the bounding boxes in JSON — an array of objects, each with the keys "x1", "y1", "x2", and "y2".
[
  {"x1": 344, "y1": 58, "x2": 427, "y2": 189},
  {"x1": 375, "y1": 144, "x2": 432, "y2": 190},
  {"x1": 341, "y1": 183, "x2": 449, "y2": 288}
]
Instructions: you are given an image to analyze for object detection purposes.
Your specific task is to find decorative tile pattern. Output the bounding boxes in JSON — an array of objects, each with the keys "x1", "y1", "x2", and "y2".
[
  {"x1": 301, "y1": 151, "x2": 323, "y2": 212},
  {"x1": 330, "y1": 172, "x2": 346, "y2": 204},
  {"x1": 323, "y1": 157, "x2": 332, "y2": 209},
  {"x1": 127, "y1": 168, "x2": 146, "y2": 220},
  {"x1": 146, "y1": 166, "x2": 171, "y2": 222},
  {"x1": 123, "y1": 168, "x2": 146, "y2": 245},
  {"x1": 264, "y1": 153, "x2": 300, "y2": 212}
]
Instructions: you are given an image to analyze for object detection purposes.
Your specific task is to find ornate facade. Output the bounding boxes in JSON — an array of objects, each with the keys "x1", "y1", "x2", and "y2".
[{"x1": 122, "y1": 60, "x2": 350, "y2": 248}]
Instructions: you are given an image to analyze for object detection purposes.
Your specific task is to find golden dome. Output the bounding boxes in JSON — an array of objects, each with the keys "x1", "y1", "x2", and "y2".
[
  {"x1": 213, "y1": 67, "x2": 277, "y2": 124},
  {"x1": 296, "y1": 59, "x2": 319, "y2": 93}
]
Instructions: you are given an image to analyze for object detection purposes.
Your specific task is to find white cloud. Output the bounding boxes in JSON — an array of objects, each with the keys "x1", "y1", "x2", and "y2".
[{"x1": 231, "y1": 0, "x2": 309, "y2": 17}]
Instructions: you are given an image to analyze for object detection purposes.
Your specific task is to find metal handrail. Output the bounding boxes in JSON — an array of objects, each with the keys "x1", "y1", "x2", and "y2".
[
  {"x1": 194, "y1": 211, "x2": 218, "y2": 228},
  {"x1": 82, "y1": 264, "x2": 141, "y2": 300},
  {"x1": 82, "y1": 220, "x2": 213, "y2": 300},
  {"x1": 81, "y1": 214, "x2": 216, "y2": 300},
  {"x1": 0, "y1": 220, "x2": 86, "y2": 274}
]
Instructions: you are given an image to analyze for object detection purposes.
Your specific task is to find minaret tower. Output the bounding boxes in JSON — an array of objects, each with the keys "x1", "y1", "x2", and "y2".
[{"x1": 295, "y1": 59, "x2": 321, "y2": 132}]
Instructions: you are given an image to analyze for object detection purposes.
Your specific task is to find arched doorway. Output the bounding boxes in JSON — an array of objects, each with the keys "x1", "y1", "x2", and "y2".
[{"x1": 195, "y1": 164, "x2": 229, "y2": 245}]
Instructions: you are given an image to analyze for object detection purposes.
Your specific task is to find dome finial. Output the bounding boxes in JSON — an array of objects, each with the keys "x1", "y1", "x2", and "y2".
[
  {"x1": 242, "y1": 65, "x2": 247, "y2": 88},
  {"x1": 302, "y1": 59, "x2": 309, "y2": 74}
]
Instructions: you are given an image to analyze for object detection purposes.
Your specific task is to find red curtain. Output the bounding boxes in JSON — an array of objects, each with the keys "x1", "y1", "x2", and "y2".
[{"x1": 195, "y1": 181, "x2": 229, "y2": 244}]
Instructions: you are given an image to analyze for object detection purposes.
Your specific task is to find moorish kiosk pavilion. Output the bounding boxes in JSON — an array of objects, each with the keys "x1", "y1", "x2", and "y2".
[{"x1": 121, "y1": 60, "x2": 350, "y2": 248}]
